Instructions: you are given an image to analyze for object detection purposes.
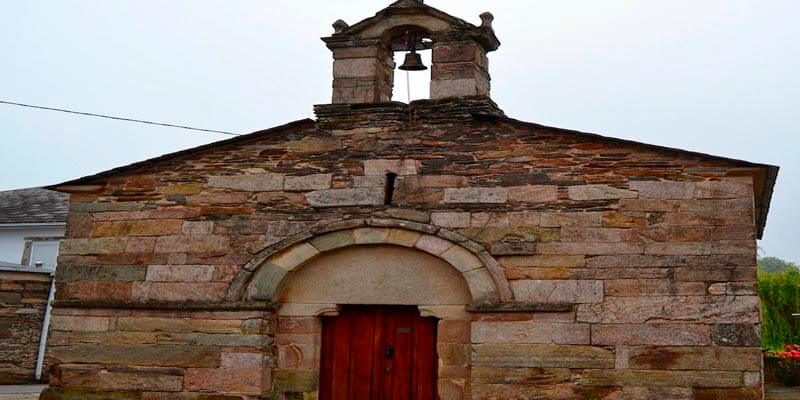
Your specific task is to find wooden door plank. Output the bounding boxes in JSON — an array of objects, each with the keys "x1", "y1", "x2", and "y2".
[
  {"x1": 412, "y1": 314, "x2": 438, "y2": 400},
  {"x1": 319, "y1": 316, "x2": 336, "y2": 400},
  {"x1": 348, "y1": 308, "x2": 377, "y2": 400},
  {"x1": 390, "y1": 308, "x2": 414, "y2": 400},
  {"x1": 331, "y1": 310, "x2": 352, "y2": 400},
  {"x1": 370, "y1": 307, "x2": 386, "y2": 400}
]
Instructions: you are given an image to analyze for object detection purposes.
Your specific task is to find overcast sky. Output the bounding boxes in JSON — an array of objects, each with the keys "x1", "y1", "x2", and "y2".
[{"x1": 1, "y1": 1, "x2": 797, "y2": 261}]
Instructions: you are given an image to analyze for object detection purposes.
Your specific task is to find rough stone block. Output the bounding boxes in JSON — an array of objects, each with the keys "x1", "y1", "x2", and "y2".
[
  {"x1": 50, "y1": 316, "x2": 111, "y2": 332},
  {"x1": 441, "y1": 246, "x2": 483, "y2": 272},
  {"x1": 471, "y1": 366, "x2": 572, "y2": 386},
  {"x1": 743, "y1": 371, "x2": 761, "y2": 387},
  {"x1": 145, "y1": 265, "x2": 214, "y2": 282},
  {"x1": 92, "y1": 220, "x2": 183, "y2": 237},
  {"x1": 576, "y1": 296, "x2": 760, "y2": 324},
  {"x1": 511, "y1": 280, "x2": 603, "y2": 303},
  {"x1": 268, "y1": 243, "x2": 320, "y2": 271},
  {"x1": 560, "y1": 227, "x2": 625, "y2": 243},
  {"x1": 184, "y1": 367, "x2": 263, "y2": 395},
  {"x1": 620, "y1": 387, "x2": 693, "y2": 400},
  {"x1": 182, "y1": 220, "x2": 214, "y2": 235},
  {"x1": 272, "y1": 369, "x2": 319, "y2": 392},
  {"x1": 645, "y1": 240, "x2": 755, "y2": 256},
  {"x1": 604, "y1": 279, "x2": 706, "y2": 296},
  {"x1": 708, "y1": 282, "x2": 727, "y2": 295},
  {"x1": 387, "y1": 229, "x2": 422, "y2": 247},
  {"x1": 629, "y1": 346, "x2": 762, "y2": 371},
  {"x1": 364, "y1": 159, "x2": 419, "y2": 176},
  {"x1": 247, "y1": 264, "x2": 287, "y2": 301},
  {"x1": 416, "y1": 175, "x2": 468, "y2": 188},
  {"x1": 60, "y1": 238, "x2": 128, "y2": 255},
  {"x1": 415, "y1": 234, "x2": 454, "y2": 255},
  {"x1": 49, "y1": 344, "x2": 221, "y2": 367},
  {"x1": 568, "y1": 185, "x2": 637, "y2": 200},
  {"x1": 712, "y1": 324, "x2": 761, "y2": 347},
  {"x1": 695, "y1": 178, "x2": 752, "y2": 199},
  {"x1": 287, "y1": 136, "x2": 342, "y2": 153},
  {"x1": 58, "y1": 364, "x2": 184, "y2": 392},
  {"x1": 430, "y1": 78, "x2": 489, "y2": 99},
  {"x1": 472, "y1": 343, "x2": 614, "y2": 369},
  {"x1": 438, "y1": 319, "x2": 470, "y2": 344},
  {"x1": 507, "y1": 185, "x2": 558, "y2": 203},
  {"x1": 153, "y1": 235, "x2": 230, "y2": 253},
  {"x1": 591, "y1": 324, "x2": 710, "y2": 346},
  {"x1": 464, "y1": 268, "x2": 500, "y2": 304},
  {"x1": 353, "y1": 227, "x2": 391, "y2": 244},
  {"x1": 472, "y1": 321, "x2": 590, "y2": 345},
  {"x1": 162, "y1": 183, "x2": 203, "y2": 195},
  {"x1": 540, "y1": 213, "x2": 603, "y2": 227},
  {"x1": 208, "y1": 174, "x2": 283, "y2": 191},
  {"x1": 131, "y1": 282, "x2": 227, "y2": 302},
  {"x1": 601, "y1": 212, "x2": 649, "y2": 228},
  {"x1": 284, "y1": 174, "x2": 333, "y2": 191},
  {"x1": 309, "y1": 230, "x2": 355, "y2": 252},
  {"x1": 693, "y1": 388, "x2": 761, "y2": 400},
  {"x1": 305, "y1": 187, "x2": 384, "y2": 207},
  {"x1": 353, "y1": 175, "x2": 385, "y2": 188},
  {"x1": 57, "y1": 281, "x2": 133, "y2": 301},
  {"x1": 444, "y1": 188, "x2": 508, "y2": 204},
  {"x1": 57, "y1": 265, "x2": 147, "y2": 282},
  {"x1": 536, "y1": 242, "x2": 643, "y2": 255},
  {"x1": 333, "y1": 58, "x2": 377, "y2": 78},
  {"x1": 115, "y1": 317, "x2": 245, "y2": 334},
  {"x1": 498, "y1": 255, "x2": 586, "y2": 268},
  {"x1": 630, "y1": 181, "x2": 695, "y2": 199},
  {"x1": 432, "y1": 212, "x2": 471, "y2": 228},
  {"x1": 573, "y1": 369, "x2": 742, "y2": 388}
]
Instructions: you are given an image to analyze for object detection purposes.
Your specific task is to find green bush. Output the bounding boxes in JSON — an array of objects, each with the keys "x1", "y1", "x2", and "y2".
[{"x1": 759, "y1": 268, "x2": 800, "y2": 351}]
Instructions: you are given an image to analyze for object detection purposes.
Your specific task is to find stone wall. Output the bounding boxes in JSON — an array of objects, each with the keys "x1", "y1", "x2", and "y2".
[
  {"x1": 47, "y1": 100, "x2": 767, "y2": 399},
  {"x1": 44, "y1": 305, "x2": 271, "y2": 399},
  {"x1": 0, "y1": 270, "x2": 51, "y2": 384}
]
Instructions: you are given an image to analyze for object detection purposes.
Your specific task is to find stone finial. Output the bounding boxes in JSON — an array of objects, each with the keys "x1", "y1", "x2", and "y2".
[
  {"x1": 480, "y1": 12, "x2": 494, "y2": 29},
  {"x1": 332, "y1": 19, "x2": 349, "y2": 34}
]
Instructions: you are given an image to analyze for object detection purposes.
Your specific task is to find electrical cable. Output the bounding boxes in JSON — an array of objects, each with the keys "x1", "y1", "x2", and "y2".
[{"x1": 0, "y1": 100, "x2": 240, "y2": 136}]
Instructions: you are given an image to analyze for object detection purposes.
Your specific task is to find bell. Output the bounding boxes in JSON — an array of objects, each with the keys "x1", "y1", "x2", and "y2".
[{"x1": 399, "y1": 50, "x2": 427, "y2": 71}]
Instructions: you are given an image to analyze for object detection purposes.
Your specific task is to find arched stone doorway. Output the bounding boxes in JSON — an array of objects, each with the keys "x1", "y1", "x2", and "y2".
[{"x1": 228, "y1": 220, "x2": 511, "y2": 399}]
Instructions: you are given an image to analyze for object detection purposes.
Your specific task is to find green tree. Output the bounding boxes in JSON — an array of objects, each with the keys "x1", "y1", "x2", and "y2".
[
  {"x1": 759, "y1": 256, "x2": 799, "y2": 273},
  {"x1": 760, "y1": 268, "x2": 800, "y2": 350}
]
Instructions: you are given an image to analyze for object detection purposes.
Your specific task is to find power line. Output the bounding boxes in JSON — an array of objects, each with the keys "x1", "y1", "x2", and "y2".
[{"x1": 0, "y1": 100, "x2": 241, "y2": 136}]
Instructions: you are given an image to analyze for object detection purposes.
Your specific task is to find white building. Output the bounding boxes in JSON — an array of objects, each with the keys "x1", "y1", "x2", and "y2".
[{"x1": 0, "y1": 188, "x2": 68, "y2": 270}]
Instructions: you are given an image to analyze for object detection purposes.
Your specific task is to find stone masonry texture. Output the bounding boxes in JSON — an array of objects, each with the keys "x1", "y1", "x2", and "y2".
[
  {"x1": 40, "y1": 96, "x2": 774, "y2": 400},
  {"x1": 0, "y1": 272, "x2": 51, "y2": 384}
]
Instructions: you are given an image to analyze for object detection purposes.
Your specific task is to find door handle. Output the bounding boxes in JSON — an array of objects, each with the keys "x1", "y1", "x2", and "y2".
[{"x1": 385, "y1": 344, "x2": 394, "y2": 359}]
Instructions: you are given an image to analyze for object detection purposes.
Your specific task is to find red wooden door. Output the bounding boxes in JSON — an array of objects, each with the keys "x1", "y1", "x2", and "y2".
[{"x1": 319, "y1": 306, "x2": 438, "y2": 400}]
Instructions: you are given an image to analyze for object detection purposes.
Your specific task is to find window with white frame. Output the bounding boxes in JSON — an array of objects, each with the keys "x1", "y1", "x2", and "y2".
[{"x1": 21, "y1": 238, "x2": 60, "y2": 269}]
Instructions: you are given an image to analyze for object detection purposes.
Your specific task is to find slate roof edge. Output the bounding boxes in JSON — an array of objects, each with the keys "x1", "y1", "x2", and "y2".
[
  {"x1": 501, "y1": 116, "x2": 779, "y2": 239},
  {"x1": 44, "y1": 118, "x2": 316, "y2": 190},
  {"x1": 45, "y1": 109, "x2": 779, "y2": 239}
]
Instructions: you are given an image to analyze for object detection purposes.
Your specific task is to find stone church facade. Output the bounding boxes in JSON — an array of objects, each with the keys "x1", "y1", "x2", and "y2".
[{"x1": 43, "y1": 1, "x2": 778, "y2": 399}]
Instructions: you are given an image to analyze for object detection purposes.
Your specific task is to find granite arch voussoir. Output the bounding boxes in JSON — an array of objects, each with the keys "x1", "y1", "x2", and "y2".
[{"x1": 227, "y1": 218, "x2": 512, "y2": 304}]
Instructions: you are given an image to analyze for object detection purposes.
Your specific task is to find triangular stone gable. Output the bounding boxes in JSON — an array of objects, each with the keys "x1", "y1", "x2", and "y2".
[
  {"x1": 388, "y1": 0, "x2": 424, "y2": 8},
  {"x1": 336, "y1": 0, "x2": 474, "y2": 38}
]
